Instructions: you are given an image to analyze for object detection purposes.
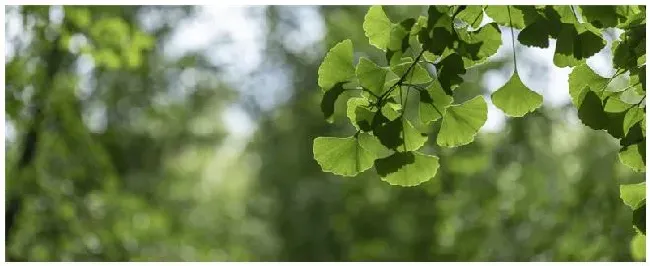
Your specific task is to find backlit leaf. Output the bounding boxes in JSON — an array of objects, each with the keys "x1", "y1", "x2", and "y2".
[
  {"x1": 437, "y1": 96, "x2": 487, "y2": 147},
  {"x1": 491, "y1": 72, "x2": 543, "y2": 117}
]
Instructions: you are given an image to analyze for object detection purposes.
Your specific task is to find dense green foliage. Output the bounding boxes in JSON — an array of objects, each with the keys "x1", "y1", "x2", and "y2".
[
  {"x1": 5, "y1": 5, "x2": 646, "y2": 262},
  {"x1": 314, "y1": 4, "x2": 646, "y2": 257}
]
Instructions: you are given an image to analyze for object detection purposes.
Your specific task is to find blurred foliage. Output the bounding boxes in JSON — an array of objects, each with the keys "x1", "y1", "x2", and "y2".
[{"x1": 4, "y1": 5, "x2": 646, "y2": 262}]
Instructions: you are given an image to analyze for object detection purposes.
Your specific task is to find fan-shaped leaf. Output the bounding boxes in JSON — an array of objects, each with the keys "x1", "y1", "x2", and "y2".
[
  {"x1": 491, "y1": 72, "x2": 543, "y2": 117},
  {"x1": 364, "y1": 6, "x2": 393, "y2": 51},
  {"x1": 419, "y1": 80, "x2": 453, "y2": 123},
  {"x1": 375, "y1": 151, "x2": 440, "y2": 187},
  {"x1": 437, "y1": 96, "x2": 487, "y2": 147},
  {"x1": 313, "y1": 136, "x2": 378, "y2": 177},
  {"x1": 317, "y1": 39, "x2": 355, "y2": 90}
]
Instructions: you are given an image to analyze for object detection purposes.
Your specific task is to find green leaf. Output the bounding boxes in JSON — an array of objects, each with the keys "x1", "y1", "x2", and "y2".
[
  {"x1": 320, "y1": 83, "x2": 346, "y2": 122},
  {"x1": 363, "y1": 6, "x2": 393, "y2": 51},
  {"x1": 620, "y1": 182, "x2": 646, "y2": 209},
  {"x1": 620, "y1": 88, "x2": 645, "y2": 105},
  {"x1": 578, "y1": 6, "x2": 619, "y2": 28},
  {"x1": 577, "y1": 90, "x2": 609, "y2": 131},
  {"x1": 631, "y1": 233, "x2": 646, "y2": 261},
  {"x1": 456, "y1": 5, "x2": 484, "y2": 29},
  {"x1": 358, "y1": 132, "x2": 393, "y2": 159},
  {"x1": 485, "y1": 6, "x2": 527, "y2": 29},
  {"x1": 410, "y1": 16, "x2": 428, "y2": 36},
  {"x1": 553, "y1": 23, "x2": 606, "y2": 68},
  {"x1": 437, "y1": 96, "x2": 487, "y2": 147},
  {"x1": 313, "y1": 136, "x2": 378, "y2": 177},
  {"x1": 374, "y1": 117, "x2": 428, "y2": 152},
  {"x1": 552, "y1": 6, "x2": 578, "y2": 24},
  {"x1": 375, "y1": 151, "x2": 440, "y2": 187},
  {"x1": 356, "y1": 57, "x2": 389, "y2": 96},
  {"x1": 318, "y1": 39, "x2": 355, "y2": 90},
  {"x1": 568, "y1": 64, "x2": 608, "y2": 107},
  {"x1": 619, "y1": 142, "x2": 646, "y2": 172},
  {"x1": 419, "y1": 80, "x2": 453, "y2": 123},
  {"x1": 621, "y1": 122, "x2": 644, "y2": 147},
  {"x1": 642, "y1": 117, "x2": 646, "y2": 137},
  {"x1": 387, "y1": 19, "x2": 415, "y2": 52},
  {"x1": 604, "y1": 93, "x2": 633, "y2": 113},
  {"x1": 624, "y1": 108, "x2": 645, "y2": 136},
  {"x1": 456, "y1": 23, "x2": 502, "y2": 67},
  {"x1": 491, "y1": 72, "x2": 543, "y2": 117},
  {"x1": 347, "y1": 97, "x2": 373, "y2": 131},
  {"x1": 605, "y1": 74, "x2": 629, "y2": 92},
  {"x1": 633, "y1": 201, "x2": 646, "y2": 234},
  {"x1": 390, "y1": 57, "x2": 432, "y2": 85},
  {"x1": 518, "y1": 19, "x2": 550, "y2": 48},
  {"x1": 436, "y1": 53, "x2": 467, "y2": 95}
]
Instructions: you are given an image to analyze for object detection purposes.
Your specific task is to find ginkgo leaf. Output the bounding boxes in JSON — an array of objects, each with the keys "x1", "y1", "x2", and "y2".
[
  {"x1": 485, "y1": 5, "x2": 527, "y2": 29},
  {"x1": 321, "y1": 83, "x2": 345, "y2": 122},
  {"x1": 631, "y1": 233, "x2": 646, "y2": 261},
  {"x1": 313, "y1": 136, "x2": 378, "y2": 177},
  {"x1": 410, "y1": 16, "x2": 428, "y2": 36},
  {"x1": 347, "y1": 97, "x2": 374, "y2": 131},
  {"x1": 620, "y1": 182, "x2": 646, "y2": 209},
  {"x1": 437, "y1": 96, "x2": 487, "y2": 147},
  {"x1": 374, "y1": 117, "x2": 428, "y2": 152},
  {"x1": 518, "y1": 19, "x2": 550, "y2": 48},
  {"x1": 641, "y1": 117, "x2": 646, "y2": 138},
  {"x1": 390, "y1": 57, "x2": 432, "y2": 85},
  {"x1": 578, "y1": 6, "x2": 619, "y2": 28},
  {"x1": 436, "y1": 53, "x2": 467, "y2": 95},
  {"x1": 624, "y1": 108, "x2": 644, "y2": 136},
  {"x1": 633, "y1": 201, "x2": 645, "y2": 234},
  {"x1": 491, "y1": 72, "x2": 543, "y2": 117},
  {"x1": 568, "y1": 63, "x2": 608, "y2": 106},
  {"x1": 358, "y1": 132, "x2": 393, "y2": 159},
  {"x1": 604, "y1": 93, "x2": 633, "y2": 113},
  {"x1": 317, "y1": 39, "x2": 355, "y2": 90},
  {"x1": 605, "y1": 74, "x2": 629, "y2": 92},
  {"x1": 457, "y1": 23, "x2": 502, "y2": 67},
  {"x1": 356, "y1": 57, "x2": 389, "y2": 96},
  {"x1": 554, "y1": 23, "x2": 606, "y2": 68},
  {"x1": 577, "y1": 90, "x2": 609, "y2": 131},
  {"x1": 419, "y1": 80, "x2": 453, "y2": 123},
  {"x1": 620, "y1": 88, "x2": 645, "y2": 105},
  {"x1": 387, "y1": 18, "x2": 415, "y2": 52},
  {"x1": 456, "y1": 5, "x2": 484, "y2": 29},
  {"x1": 619, "y1": 142, "x2": 646, "y2": 172},
  {"x1": 364, "y1": 6, "x2": 393, "y2": 51},
  {"x1": 375, "y1": 151, "x2": 440, "y2": 187}
]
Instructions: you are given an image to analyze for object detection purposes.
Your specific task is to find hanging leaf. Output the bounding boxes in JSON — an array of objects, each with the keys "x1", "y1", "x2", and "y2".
[
  {"x1": 620, "y1": 182, "x2": 646, "y2": 209},
  {"x1": 373, "y1": 117, "x2": 428, "y2": 152},
  {"x1": 437, "y1": 96, "x2": 487, "y2": 147},
  {"x1": 419, "y1": 80, "x2": 453, "y2": 123},
  {"x1": 553, "y1": 23, "x2": 606, "y2": 68},
  {"x1": 390, "y1": 57, "x2": 432, "y2": 85},
  {"x1": 320, "y1": 83, "x2": 346, "y2": 122},
  {"x1": 317, "y1": 39, "x2": 355, "y2": 90},
  {"x1": 568, "y1": 63, "x2": 609, "y2": 106},
  {"x1": 624, "y1": 108, "x2": 645, "y2": 136},
  {"x1": 356, "y1": 57, "x2": 389, "y2": 96},
  {"x1": 491, "y1": 72, "x2": 543, "y2": 117},
  {"x1": 363, "y1": 6, "x2": 393, "y2": 51},
  {"x1": 619, "y1": 142, "x2": 646, "y2": 172},
  {"x1": 375, "y1": 151, "x2": 440, "y2": 187},
  {"x1": 347, "y1": 97, "x2": 374, "y2": 131},
  {"x1": 313, "y1": 136, "x2": 379, "y2": 177},
  {"x1": 456, "y1": 5, "x2": 484, "y2": 29}
]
